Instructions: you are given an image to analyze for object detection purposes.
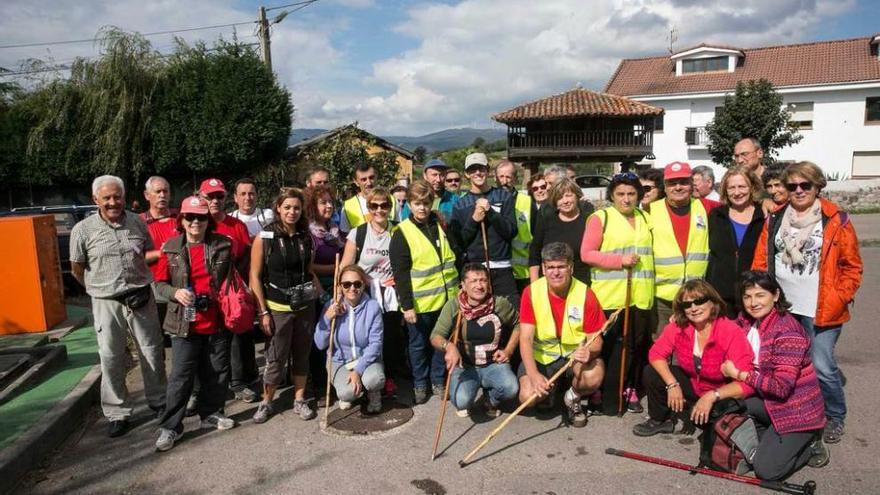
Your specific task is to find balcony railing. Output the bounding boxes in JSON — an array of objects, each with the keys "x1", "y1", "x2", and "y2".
[
  {"x1": 507, "y1": 129, "x2": 653, "y2": 151},
  {"x1": 685, "y1": 126, "x2": 710, "y2": 147}
]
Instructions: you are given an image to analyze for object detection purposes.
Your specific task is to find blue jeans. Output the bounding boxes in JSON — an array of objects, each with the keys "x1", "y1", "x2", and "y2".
[
  {"x1": 406, "y1": 311, "x2": 446, "y2": 390},
  {"x1": 449, "y1": 362, "x2": 519, "y2": 410},
  {"x1": 796, "y1": 315, "x2": 846, "y2": 423}
]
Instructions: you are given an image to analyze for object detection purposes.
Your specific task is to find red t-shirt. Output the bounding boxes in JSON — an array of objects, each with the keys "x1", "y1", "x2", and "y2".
[
  {"x1": 146, "y1": 219, "x2": 179, "y2": 280},
  {"x1": 520, "y1": 283, "x2": 606, "y2": 338},
  {"x1": 215, "y1": 215, "x2": 251, "y2": 263},
  {"x1": 667, "y1": 198, "x2": 719, "y2": 256},
  {"x1": 154, "y1": 244, "x2": 219, "y2": 334}
]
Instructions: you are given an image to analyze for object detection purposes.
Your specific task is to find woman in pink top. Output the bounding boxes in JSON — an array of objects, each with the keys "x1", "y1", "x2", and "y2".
[{"x1": 632, "y1": 280, "x2": 754, "y2": 437}]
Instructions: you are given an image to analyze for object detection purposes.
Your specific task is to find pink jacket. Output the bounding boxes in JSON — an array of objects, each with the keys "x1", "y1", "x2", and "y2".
[{"x1": 649, "y1": 317, "x2": 755, "y2": 397}]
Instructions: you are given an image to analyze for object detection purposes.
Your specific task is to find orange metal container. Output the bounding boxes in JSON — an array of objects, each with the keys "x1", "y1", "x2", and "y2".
[{"x1": 0, "y1": 215, "x2": 66, "y2": 334}]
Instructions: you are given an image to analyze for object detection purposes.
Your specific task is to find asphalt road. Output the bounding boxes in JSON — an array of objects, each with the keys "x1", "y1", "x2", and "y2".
[{"x1": 15, "y1": 248, "x2": 880, "y2": 495}]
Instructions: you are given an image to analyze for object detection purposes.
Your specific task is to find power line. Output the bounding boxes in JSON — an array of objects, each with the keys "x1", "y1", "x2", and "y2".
[{"x1": 265, "y1": 0, "x2": 320, "y2": 13}]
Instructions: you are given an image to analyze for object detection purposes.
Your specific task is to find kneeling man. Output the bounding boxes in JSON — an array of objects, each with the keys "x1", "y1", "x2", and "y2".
[{"x1": 518, "y1": 242, "x2": 606, "y2": 427}]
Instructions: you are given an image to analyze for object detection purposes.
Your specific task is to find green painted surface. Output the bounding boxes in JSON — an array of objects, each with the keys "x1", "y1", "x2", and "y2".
[{"x1": 0, "y1": 306, "x2": 97, "y2": 451}]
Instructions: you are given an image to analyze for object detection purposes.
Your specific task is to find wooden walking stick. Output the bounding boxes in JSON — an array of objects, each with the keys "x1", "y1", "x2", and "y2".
[
  {"x1": 617, "y1": 267, "x2": 633, "y2": 416},
  {"x1": 480, "y1": 220, "x2": 493, "y2": 289},
  {"x1": 322, "y1": 253, "x2": 342, "y2": 429},
  {"x1": 430, "y1": 311, "x2": 464, "y2": 461},
  {"x1": 458, "y1": 308, "x2": 623, "y2": 467}
]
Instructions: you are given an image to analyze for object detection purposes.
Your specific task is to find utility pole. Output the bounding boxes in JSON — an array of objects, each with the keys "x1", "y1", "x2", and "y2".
[{"x1": 258, "y1": 6, "x2": 273, "y2": 72}]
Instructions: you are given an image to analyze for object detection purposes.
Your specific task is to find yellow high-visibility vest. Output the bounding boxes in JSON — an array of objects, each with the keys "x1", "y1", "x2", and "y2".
[
  {"x1": 589, "y1": 207, "x2": 655, "y2": 310},
  {"x1": 398, "y1": 218, "x2": 459, "y2": 313},
  {"x1": 343, "y1": 194, "x2": 397, "y2": 231},
  {"x1": 531, "y1": 277, "x2": 590, "y2": 365},
  {"x1": 648, "y1": 198, "x2": 709, "y2": 301},
  {"x1": 511, "y1": 192, "x2": 533, "y2": 280}
]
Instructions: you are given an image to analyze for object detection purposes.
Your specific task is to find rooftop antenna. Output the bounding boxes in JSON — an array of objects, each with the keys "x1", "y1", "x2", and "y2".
[{"x1": 668, "y1": 26, "x2": 679, "y2": 54}]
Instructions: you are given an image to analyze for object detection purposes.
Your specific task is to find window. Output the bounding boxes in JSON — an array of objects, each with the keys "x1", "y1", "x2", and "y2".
[
  {"x1": 866, "y1": 97, "x2": 880, "y2": 124},
  {"x1": 653, "y1": 114, "x2": 664, "y2": 132},
  {"x1": 682, "y1": 56, "x2": 727, "y2": 74},
  {"x1": 787, "y1": 102, "x2": 814, "y2": 130},
  {"x1": 852, "y1": 151, "x2": 880, "y2": 178}
]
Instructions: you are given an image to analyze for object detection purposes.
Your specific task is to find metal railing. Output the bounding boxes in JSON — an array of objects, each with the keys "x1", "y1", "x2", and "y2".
[
  {"x1": 685, "y1": 126, "x2": 710, "y2": 147},
  {"x1": 507, "y1": 129, "x2": 653, "y2": 150}
]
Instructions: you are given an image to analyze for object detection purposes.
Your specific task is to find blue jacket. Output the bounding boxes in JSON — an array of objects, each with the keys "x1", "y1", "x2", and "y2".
[{"x1": 314, "y1": 293, "x2": 384, "y2": 375}]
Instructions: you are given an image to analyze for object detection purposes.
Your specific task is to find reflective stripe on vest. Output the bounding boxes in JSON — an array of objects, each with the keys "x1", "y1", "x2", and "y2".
[
  {"x1": 589, "y1": 207, "x2": 655, "y2": 310},
  {"x1": 343, "y1": 195, "x2": 397, "y2": 231},
  {"x1": 398, "y1": 219, "x2": 459, "y2": 313},
  {"x1": 648, "y1": 198, "x2": 709, "y2": 301},
  {"x1": 531, "y1": 277, "x2": 589, "y2": 365},
  {"x1": 512, "y1": 192, "x2": 533, "y2": 280}
]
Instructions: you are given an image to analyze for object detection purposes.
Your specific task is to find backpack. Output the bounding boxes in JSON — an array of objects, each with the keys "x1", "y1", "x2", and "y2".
[
  {"x1": 354, "y1": 223, "x2": 369, "y2": 264},
  {"x1": 698, "y1": 399, "x2": 757, "y2": 474}
]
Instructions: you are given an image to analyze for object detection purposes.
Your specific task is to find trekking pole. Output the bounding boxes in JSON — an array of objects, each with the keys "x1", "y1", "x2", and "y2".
[
  {"x1": 431, "y1": 311, "x2": 464, "y2": 461},
  {"x1": 480, "y1": 220, "x2": 493, "y2": 290},
  {"x1": 604, "y1": 448, "x2": 817, "y2": 495},
  {"x1": 458, "y1": 309, "x2": 623, "y2": 467},
  {"x1": 617, "y1": 267, "x2": 633, "y2": 416},
  {"x1": 321, "y1": 253, "x2": 342, "y2": 429}
]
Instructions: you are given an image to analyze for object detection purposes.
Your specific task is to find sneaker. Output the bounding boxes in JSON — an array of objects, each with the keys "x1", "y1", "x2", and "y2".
[
  {"x1": 414, "y1": 387, "x2": 429, "y2": 405},
  {"x1": 155, "y1": 428, "x2": 179, "y2": 452},
  {"x1": 587, "y1": 390, "x2": 603, "y2": 416},
  {"x1": 563, "y1": 388, "x2": 588, "y2": 428},
  {"x1": 484, "y1": 399, "x2": 501, "y2": 418},
  {"x1": 233, "y1": 387, "x2": 258, "y2": 403},
  {"x1": 432, "y1": 384, "x2": 445, "y2": 397},
  {"x1": 808, "y1": 438, "x2": 831, "y2": 468},
  {"x1": 108, "y1": 419, "x2": 129, "y2": 438},
  {"x1": 366, "y1": 390, "x2": 382, "y2": 414},
  {"x1": 185, "y1": 395, "x2": 198, "y2": 417},
  {"x1": 536, "y1": 392, "x2": 555, "y2": 411},
  {"x1": 252, "y1": 402, "x2": 273, "y2": 424},
  {"x1": 293, "y1": 399, "x2": 316, "y2": 420},
  {"x1": 338, "y1": 400, "x2": 354, "y2": 411},
  {"x1": 632, "y1": 418, "x2": 675, "y2": 437},
  {"x1": 626, "y1": 388, "x2": 644, "y2": 414},
  {"x1": 455, "y1": 408, "x2": 470, "y2": 418},
  {"x1": 823, "y1": 420, "x2": 844, "y2": 444},
  {"x1": 383, "y1": 378, "x2": 397, "y2": 398},
  {"x1": 201, "y1": 413, "x2": 235, "y2": 430}
]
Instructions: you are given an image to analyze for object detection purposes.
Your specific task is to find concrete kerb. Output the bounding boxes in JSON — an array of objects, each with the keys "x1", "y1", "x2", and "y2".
[{"x1": 0, "y1": 364, "x2": 101, "y2": 495}]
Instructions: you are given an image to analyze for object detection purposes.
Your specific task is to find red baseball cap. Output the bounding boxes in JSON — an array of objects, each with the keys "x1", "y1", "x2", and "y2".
[
  {"x1": 180, "y1": 196, "x2": 209, "y2": 215},
  {"x1": 199, "y1": 178, "x2": 226, "y2": 195},
  {"x1": 663, "y1": 161, "x2": 692, "y2": 181}
]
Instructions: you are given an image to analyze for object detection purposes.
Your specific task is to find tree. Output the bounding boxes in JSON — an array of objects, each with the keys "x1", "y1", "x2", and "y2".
[
  {"x1": 471, "y1": 137, "x2": 486, "y2": 150},
  {"x1": 706, "y1": 79, "x2": 801, "y2": 166},
  {"x1": 413, "y1": 145, "x2": 427, "y2": 164}
]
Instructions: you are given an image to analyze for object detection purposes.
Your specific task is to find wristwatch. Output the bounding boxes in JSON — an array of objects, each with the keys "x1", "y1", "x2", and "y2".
[{"x1": 441, "y1": 340, "x2": 449, "y2": 350}]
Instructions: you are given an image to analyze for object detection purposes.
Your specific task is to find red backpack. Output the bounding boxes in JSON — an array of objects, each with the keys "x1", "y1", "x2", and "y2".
[{"x1": 218, "y1": 269, "x2": 256, "y2": 334}]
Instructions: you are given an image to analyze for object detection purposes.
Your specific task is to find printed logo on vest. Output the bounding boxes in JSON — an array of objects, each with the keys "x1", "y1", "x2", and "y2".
[{"x1": 567, "y1": 306, "x2": 582, "y2": 322}]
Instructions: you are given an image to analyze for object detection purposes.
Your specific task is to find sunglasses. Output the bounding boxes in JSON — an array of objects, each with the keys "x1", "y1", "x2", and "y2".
[
  {"x1": 531, "y1": 183, "x2": 547, "y2": 192},
  {"x1": 613, "y1": 172, "x2": 639, "y2": 180},
  {"x1": 183, "y1": 213, "x2": 208, "y2": 222},
  {"x1": 785, "y1": 181, "x2": 814, "y2": 192},
  {"x1": 368, "y1": 202, "x2": 391, "y2": 211},
  {"x1": 642, "y1": 185, "x2": 655, "y2": 192},
  {"x1": 205, "y1": 192, "x2": 226, "y2": 201},
  {"x1": 341, "y1": 280, "x2": 363, "y2": 290},
  {"x1": 445, "y1": 178, "x2": 461, "y2": 184},
  {"x1": 680, "y1": 296, "x2": 711, "y2": 309}
]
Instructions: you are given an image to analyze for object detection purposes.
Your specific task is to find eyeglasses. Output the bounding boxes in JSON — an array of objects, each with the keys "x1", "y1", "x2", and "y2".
[
  {"x1": 205, "y1": 192, "x2": 225, "y2": 201},
  {"x1": 183, "y1": 213, "x2": 208, "y2": 222},
  {"x1": 445, "y1": 178, "x2": 461, "y2": 184},
  {"x1": 642, "y1": 185, "x2": 655, "y2": 192},
  {"x1": 613, "y1": 172, "x2": 639, "y2": 180},
  {"x1": 368, "y1": 202, "x2": 391, "y2": 211},
  {"x1": 531, "y1": 184, "x2": 547, "y2": 192},
  {"x1": 341, "y1": 280, "x2": 363, "y2": 290},
  {"x1": 466, "y1": 166, "x2": 488, "y2": 174},
  {"x1": 733, "y1": 150, "x2": 757, "y2": 159},
  {"x1": 785, "y1": 181, "x2": 814, "y2": 192},
  {"x1": 680, "y1": 296, "x2": 711, "y2": 309}
]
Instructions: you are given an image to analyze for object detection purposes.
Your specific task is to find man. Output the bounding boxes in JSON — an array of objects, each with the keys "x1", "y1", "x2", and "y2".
[
  {"x1": 495, "y1": 160, "x2": 538, "y2": 294},
  {"x1": 230, "y1": 178, "x2": 274, "y2": 238},
  {"x1": 691, "y1": 165, "x2": 720, "y2": 201},
  {"x1": 444, "y1": 169, "x2": 463, "y2": 195},
  {"x1": 401, "y1": 158, "x2": 460, "y2": 222},
  {"x1": 517, "y1": 242, "x2": 606, "y2": 427},
  {"x1": 494, "y1": 160, "x2": 518, "y2": 193},
  {"x1": 450, "y1": 153, "x2": 519, "y2": 306},
  {"x1": 543, "y1": 165, "x2": 568, "y2": 185},
  {"x1": 733, "y1": 137, "x2": 766, "y2": 177},
  {"x1": 70, "y1": 175, "x2": 166, "y2": 437},
  {"x1": 305, "y1": 166, "x2": 331, "y2": 188},
  {"x1": 141, "y1": 176, "x2": 179, "y2": 324},
  {"x1": 648, "y1": 162, "x2": 719, "y2": 334},
  {"x1": 199, "y1": 178, "x2": 257, "y2": 404},
  {"x1": 340, "y1": 163, "x2": 396, "y2": 234},
  {"x1": 431, "y1": 263, "x2": 520, "y2": 417}
]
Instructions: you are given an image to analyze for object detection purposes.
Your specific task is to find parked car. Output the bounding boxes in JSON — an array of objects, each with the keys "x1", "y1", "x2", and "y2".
[{"x1": 574, "y1": 175, "x2": 611, "y2": 202}]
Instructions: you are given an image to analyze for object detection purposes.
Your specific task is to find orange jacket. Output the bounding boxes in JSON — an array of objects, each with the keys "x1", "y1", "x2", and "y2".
[{"x1": 752, "y1": 198, "x2": 863, "y2": 327}]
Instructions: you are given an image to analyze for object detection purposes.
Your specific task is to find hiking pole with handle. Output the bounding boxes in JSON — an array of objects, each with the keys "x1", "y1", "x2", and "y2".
[
  {"x1": 458, "y1": 308, "x2": 623, "y2": 467},
  {"x1": 605, "y1": 448, "x2": 816, "y2": 495},
  {"x1": 431, "y1": 311, "x2": 464, "y2": 461},
  {"x1": 321, "y1": 253, "x2": 342, "y2": 430},
  {"x1": 617, "y1": 267, "x2": 633, "y2": 416},
  {"x1": 480, "y1": 219, "x2": 493, "y2": 289}
]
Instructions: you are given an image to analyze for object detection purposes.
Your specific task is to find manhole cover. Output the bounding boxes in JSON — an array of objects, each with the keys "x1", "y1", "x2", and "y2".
[{"x1": 324, "y1": 400, "x2": 414, "y2": 436}]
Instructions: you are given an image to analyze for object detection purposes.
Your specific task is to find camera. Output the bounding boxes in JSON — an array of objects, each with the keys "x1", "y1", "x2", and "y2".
[
  {"x1": 194, "y1": 294, "x2": 210, "y2": 311},
  {"x1": 287, "y1": 282, "x2": 317, "y2": 309}
]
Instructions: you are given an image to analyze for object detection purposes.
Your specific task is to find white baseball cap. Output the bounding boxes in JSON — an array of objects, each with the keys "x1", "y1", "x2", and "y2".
[{"x1": 464, "y1": 152, "x2": 489, "y2": 170}]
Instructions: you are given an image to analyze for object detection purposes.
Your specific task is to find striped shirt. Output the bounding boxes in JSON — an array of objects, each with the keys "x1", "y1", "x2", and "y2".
[{"x1": 70, "y1": 210, "x2": 154, "y2": 298}]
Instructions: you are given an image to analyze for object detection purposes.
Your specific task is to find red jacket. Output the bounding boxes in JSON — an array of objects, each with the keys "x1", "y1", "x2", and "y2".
[
  {"x1": 649, "y1": 317, "x2": 754, "y2": 397},
  {"x1": 752, "y1": 198, "x2": 863, "y2": 327}
]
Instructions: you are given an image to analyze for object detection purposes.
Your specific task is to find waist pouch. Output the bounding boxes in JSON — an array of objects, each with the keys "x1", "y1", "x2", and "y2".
[{"x1": 114, "y1": 285, "x2": 152, "y2": 310}]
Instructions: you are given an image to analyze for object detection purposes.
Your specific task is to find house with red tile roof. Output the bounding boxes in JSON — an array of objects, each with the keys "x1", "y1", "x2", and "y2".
[{"x1": 605, "y1": 35, "x2": 880, "y2": 178}]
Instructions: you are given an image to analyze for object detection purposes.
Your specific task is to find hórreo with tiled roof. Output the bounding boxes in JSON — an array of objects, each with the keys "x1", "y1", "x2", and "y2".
[{"x1": 493, "y1": 88, "x2": 663, "y2": 123}]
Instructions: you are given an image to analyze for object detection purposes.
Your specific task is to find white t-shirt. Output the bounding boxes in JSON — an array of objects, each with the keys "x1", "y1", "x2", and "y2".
[
  {"x1": 230, "y1": 209, "x2": 274, "y2": 238},
  {"x1": 705, "y1": 190, "x2": 721, "y2": 201},
  {"x1": 746, "y1": 324, "x2": 761, "y2": 365},
  {"x1": 347, "y1": 224, "x2": 393, "y2": 283},
  {"x1": 774, "y1": 221, "x2": 823, "y2": 317}
]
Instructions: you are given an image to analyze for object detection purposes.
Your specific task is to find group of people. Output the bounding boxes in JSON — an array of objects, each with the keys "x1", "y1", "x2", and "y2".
[{"x1": 68, "y1": 135, "x2": 862, "y2": 481}]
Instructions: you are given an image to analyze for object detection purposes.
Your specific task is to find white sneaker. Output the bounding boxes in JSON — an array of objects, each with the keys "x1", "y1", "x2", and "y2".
[
  {"x1": 455, "y1": 409, "x2": 470, "y2": 418},
  {"x1": 155, "y1": 428, "x2": 179, "y2": 452},
  {"x1": 338, "y1": 400, "x2": 354, "y2": 411},
  {"x1": 366, "y1": 390, "x2": 382, "y2": 414},
  {"x1": 200, "y1": 413, "x2": 235, "y2": 431}
]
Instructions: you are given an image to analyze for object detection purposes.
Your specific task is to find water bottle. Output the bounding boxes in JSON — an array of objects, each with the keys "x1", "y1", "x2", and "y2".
[{"x1": 183, "y1": 287, "x2": 197, "y2": 322}]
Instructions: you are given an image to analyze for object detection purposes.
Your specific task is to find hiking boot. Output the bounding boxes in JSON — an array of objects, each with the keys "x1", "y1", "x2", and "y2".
[
  {"x1": 155, "y1": 428, "x2": 179, "y2": 452},
  {"x1": 252, "y1": 402, "x2": 273, "y2": 424},
  {"x1": 201, "y1": 413, "x2": 235, "y2": 431},
  {"x1": 455, "y1": 408, "x2": 470, "y2": 418},
  {"x1": 338, "y1": 400, "x2": 354, "y2": 411},
  {"x1": 432, "y1": 384, "x2": 445, "y2": 397},
  {"x1": 808, "y1": 438, "x2": 831, "y2": 468},
  {"x1": 632, "y1": 418, "x2": 675, "y2": 437},
  {"x1": 293, "y1": 399, "x2": 316, "y2": 420},
  {"x1": 414, "y1": 387, "x2": 429, "y2": 405},
  {"x1": 233, "y1": 387, "x2": 258, "y2": 403},
  {"x1": 185, "y1": 394, "x2": 198, "y2": 417},
  {"x1": 626, "y1": 388, "x2": 644, "y2": 414},
  {"x1": 563, "y1": 388, "x2": 588, "y2": 428},
  {"x1": 366, "y1": 390, "x2": 382, "y2": 414},
  {"x1": 823, "y1": 420, "x2": 845, "y2": 444},
  {"x1": 484, "y1": 398, "x2": 501, "y2": 418}
]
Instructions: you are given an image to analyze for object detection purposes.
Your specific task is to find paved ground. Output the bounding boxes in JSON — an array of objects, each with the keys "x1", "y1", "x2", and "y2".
[{"x1": 13, "y1": 243, "x2": 880, "y2": 494}]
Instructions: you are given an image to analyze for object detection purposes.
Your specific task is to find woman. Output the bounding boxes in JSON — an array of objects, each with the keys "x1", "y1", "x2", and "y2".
[
  {"x1": 706, "y1": 166, "x2": 765, "y2": 315},
  {"x1": 154, "y1": 196, "x2": 236, "y2": 452},
  {"x1": 340, "y1": 187, "x2": 406, "y2": 396},
  {"x1": 528, "y1": 178, "x2": 592, "y2": 284},
  {"x1": 761, "y1": 167, "x2": 789, "y2": 207},
  {"x1": 752, "y1": 161, "x2": 862, "y2": 444},
  {"x1": 307, "y1": 185, "x2": 345, "y2": 291},
  {"x1": 718, "y1": 271, "x2": 827, "y2": 481},
  {"x1": 638, "y1": 167, "x2": 665, "y2": 212},
  {"x1": 526, "y1": 173, "x2": 549, "y2": 210},
  {"x1": 314, "y1": 265, "x2": 385, "y2": 413},
  {"x1": 250, "y1": 188, "x2": 322, "y2": 423},
  {"x1": 581, "y1": 172, "x2": 654, "y2": 415},
  {"x1": 632, "y1": 280, "x2": 754, "y2": 436},
  {"x1": 390, "y1": 180, "x2": 459, "y2": 405}
]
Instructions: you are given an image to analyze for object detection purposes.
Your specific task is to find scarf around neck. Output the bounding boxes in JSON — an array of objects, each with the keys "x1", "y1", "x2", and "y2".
[
  {"x1": 778, "y1": 200, "x2": 822, "y2": 267},
  {"x1": 457, "y1": 290, "x2": 494, "y2": 321}
]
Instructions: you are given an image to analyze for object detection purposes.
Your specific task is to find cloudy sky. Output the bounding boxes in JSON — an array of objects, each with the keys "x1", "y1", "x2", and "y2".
[{"x1": 1, "y1": 0, "x2": 877, "y2": 136}]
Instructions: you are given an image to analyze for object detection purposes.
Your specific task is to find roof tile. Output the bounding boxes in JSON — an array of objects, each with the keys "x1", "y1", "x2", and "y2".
[{"x1": 492, "y1": 88, "x2": 663, "y2": 123}]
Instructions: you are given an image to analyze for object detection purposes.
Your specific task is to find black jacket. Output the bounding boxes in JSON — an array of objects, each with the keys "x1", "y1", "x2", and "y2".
[{"x1": 705, "y1": 205, "x2": 765, "y2": 307}]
